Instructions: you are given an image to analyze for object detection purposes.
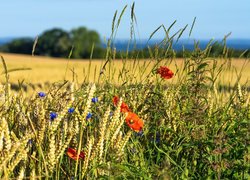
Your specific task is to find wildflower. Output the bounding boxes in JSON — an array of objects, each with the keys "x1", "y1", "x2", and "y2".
[
  {"x1": 38, "y1": 92, "x2": 46, "y2": 98},
  {"x1": 156, "y1": 66, "x2": 174, "y2": 79},
  {"x1": 150, "y1": 132, "x2": 161, "y2": 144},
  {"x1": 113, "y1": 96, "x2": 131, "y2": 113},
  {"x1": 68, "y1": 107, "x2": 75, "y2": 113},
  {"x1": 136, "y1": 130, "x2": 144, "y2": 137},
  {"x1": 155, "y1": 132, "x2": 161, "y2": 143},
  {"x1": 50, "y1": 112, "x2": 57, "y2": 121},
  {"x1": 125, "y1": 112, "x2": 144, "y2": 132},
  {"x1": 91, "y1": 97, "x2": 98, "y2": 103},
  {"x1": 28, "y1": 139, "x2": 33, "y2": 145},
  {"x1": 86, "y1": 112, "x2": 92, "y2": 120},
  {"x1": 67, "y1": 147, "x2": 85, "y2": 160}
]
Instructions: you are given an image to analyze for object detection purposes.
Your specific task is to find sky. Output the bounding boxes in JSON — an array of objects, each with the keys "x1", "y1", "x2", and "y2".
[{"x1": 0, "y1": 0, "x2": 250, "y2": 40}]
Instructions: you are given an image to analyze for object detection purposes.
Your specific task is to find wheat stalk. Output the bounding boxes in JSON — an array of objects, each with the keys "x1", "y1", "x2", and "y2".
[
  {"x1": 2, "y1": 118, "x2": 12, "y2": 152},
  {"x1": 17, "y1": 166, "x2": 25, "y2": 180},
  {"x1": 82, "y1": 136, "x2": 94, "y2": 177},
  {"x1": 48, "y1": 133, "x2": 56, "y2": 171},
  {"x1": 105, "y1": 98, "x2": 122, "y2": 141},
  {"x1": 97, "y1": 107, "x2": 110, "y2": 162},
  {"x1": 81, "y1": 83, "x2": 96, "y2": 123}
]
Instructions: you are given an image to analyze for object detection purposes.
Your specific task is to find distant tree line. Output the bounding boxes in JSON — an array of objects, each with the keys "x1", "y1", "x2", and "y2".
[
  {"x1": 0, "y1": 27, "x2": 104, "y2": 59},
  {"x1": 0, "y1": 27, "x2": 249, "y2": 59}
]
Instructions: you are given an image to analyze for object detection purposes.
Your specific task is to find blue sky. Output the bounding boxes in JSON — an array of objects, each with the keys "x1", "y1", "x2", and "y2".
[{"x1": 0, "y1": 0, "x2": 249, "y2": 40}]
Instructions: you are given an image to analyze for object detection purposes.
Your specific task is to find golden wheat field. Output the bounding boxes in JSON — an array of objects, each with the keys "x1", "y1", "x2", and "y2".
[{"x1": 0, "y1": 53, "x2": 249, "y2": 87}]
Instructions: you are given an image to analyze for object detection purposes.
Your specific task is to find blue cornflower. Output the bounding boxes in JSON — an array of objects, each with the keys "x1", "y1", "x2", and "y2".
[
  {"x1": 91, "y1": 97, "x2": 98, "y2": 103},
  {"x1": 155, "y1": 132, "x2": 161, "y2": 143},
  {"x1": 136, "y1": 130, "x2": 144, "y2": 137},
  {"x1": 150, "y1": 132, "x2": 161, "y2": 144},
  {"x1": 38, "y1": 92, "x2": 46, "y2": 98},
  {"x1": 28, "y1": 139, "x2": 33, "y2": 145},
  {"x1": 50, "y1": 112, "x2": 58, "y2": 121},
  {"x1": 68, "y1": 107, "x2": 75, "y2": 113},
  {"x1": 86, "y1": 112, "x2": 92, "y2": 120}
]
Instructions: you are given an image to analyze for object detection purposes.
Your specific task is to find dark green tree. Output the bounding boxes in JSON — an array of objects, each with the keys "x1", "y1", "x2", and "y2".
[
  {"x1": 35, "y1": 28, "x2": 71, "y2": 57},
  {"x1": 0, "y1": 38, "x2": 34, "y2": 54},
  {"x1": 71, "y1": 27, "x2": 102, "y2": 58}
]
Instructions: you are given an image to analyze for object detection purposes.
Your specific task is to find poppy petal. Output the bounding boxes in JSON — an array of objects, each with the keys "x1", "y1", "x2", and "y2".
[
  {"x1": 67, "y1": 148, "x2": 85, "y2": 160},
  {"x1": 125, "y1": 112, "x2": 144, "y2": 132}
]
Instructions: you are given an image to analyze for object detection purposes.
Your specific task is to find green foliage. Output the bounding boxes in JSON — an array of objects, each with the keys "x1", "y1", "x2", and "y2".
[
  {"x1": 0, "y1": 27, "x2": 104, "y2": 59},
  {"x1": 0, "y1": 38, "x2": 34, "y2": 54},
  {"x1": 71, "y1": 27, "x2": 103, "y2": 59},
  {"x1": 35, "y1": 28, "x2": 71, "y2": 57}
]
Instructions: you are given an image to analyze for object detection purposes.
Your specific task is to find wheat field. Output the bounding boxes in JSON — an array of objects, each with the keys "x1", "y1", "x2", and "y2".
[
  {"x1": 1, "y1": 53, "x2": 249, "y2": 87},
  {"x1": 0, "y1": 51, "x2": 249, "y2": 179}
]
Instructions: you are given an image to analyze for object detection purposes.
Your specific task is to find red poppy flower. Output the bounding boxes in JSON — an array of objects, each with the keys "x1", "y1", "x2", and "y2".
[
  {"x1": 156, "y1": 66, "x2": 174, "y2": 79},
  {"x1": 125, "y1": 112, "x2": 144, "y2": 132},
  {"x1": 113, "y1": 96, "x2": 131, "y2": 113},
  {"x1": 67, "y1": 148, "x2": 85, "y2": 161}
]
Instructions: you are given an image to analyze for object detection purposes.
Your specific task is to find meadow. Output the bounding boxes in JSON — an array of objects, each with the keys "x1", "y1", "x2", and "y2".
[{"x1": 0, "y1": 3, "x2": 250, "y2": 179}]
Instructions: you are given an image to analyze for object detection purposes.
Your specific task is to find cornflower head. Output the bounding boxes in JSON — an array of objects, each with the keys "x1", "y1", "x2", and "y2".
[
  {"x1": 38, "y1": 92, "x2": 46, "y2": 98},
  {"x1": 28, "y1": 139, "x2": 33, "y2": 145},
  {"x1": 91, "y1": 97, "x2": 98, "y2": 103},
  {"x1": 136, "y1": 130, "x2": 144, "y2": 137},
  {"x1": 150, "y1": 132, "x2": 161, "y2": 144},
  {"x1": 68, "y1": 107, "x2": 75, "y2": 114},
  {"x1": 86, "y1": 112, "x2": 92, "y2": 120},
  {"x1": 50, "y1": 112, "x2": 58, "y2": 121}
]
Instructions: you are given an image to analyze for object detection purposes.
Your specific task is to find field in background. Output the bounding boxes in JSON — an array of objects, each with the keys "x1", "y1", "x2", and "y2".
[{"x1": 0, "y1": 53, "x2": 249, "y2": 88}]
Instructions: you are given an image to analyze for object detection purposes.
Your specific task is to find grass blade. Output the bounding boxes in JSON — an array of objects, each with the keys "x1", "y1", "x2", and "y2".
[
  {"x1": 176, "y1": 24, "x2": 188, "y2": 42},
  {"x1": 189, "y1": 17, "x2": 196, "y2": 37}
]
